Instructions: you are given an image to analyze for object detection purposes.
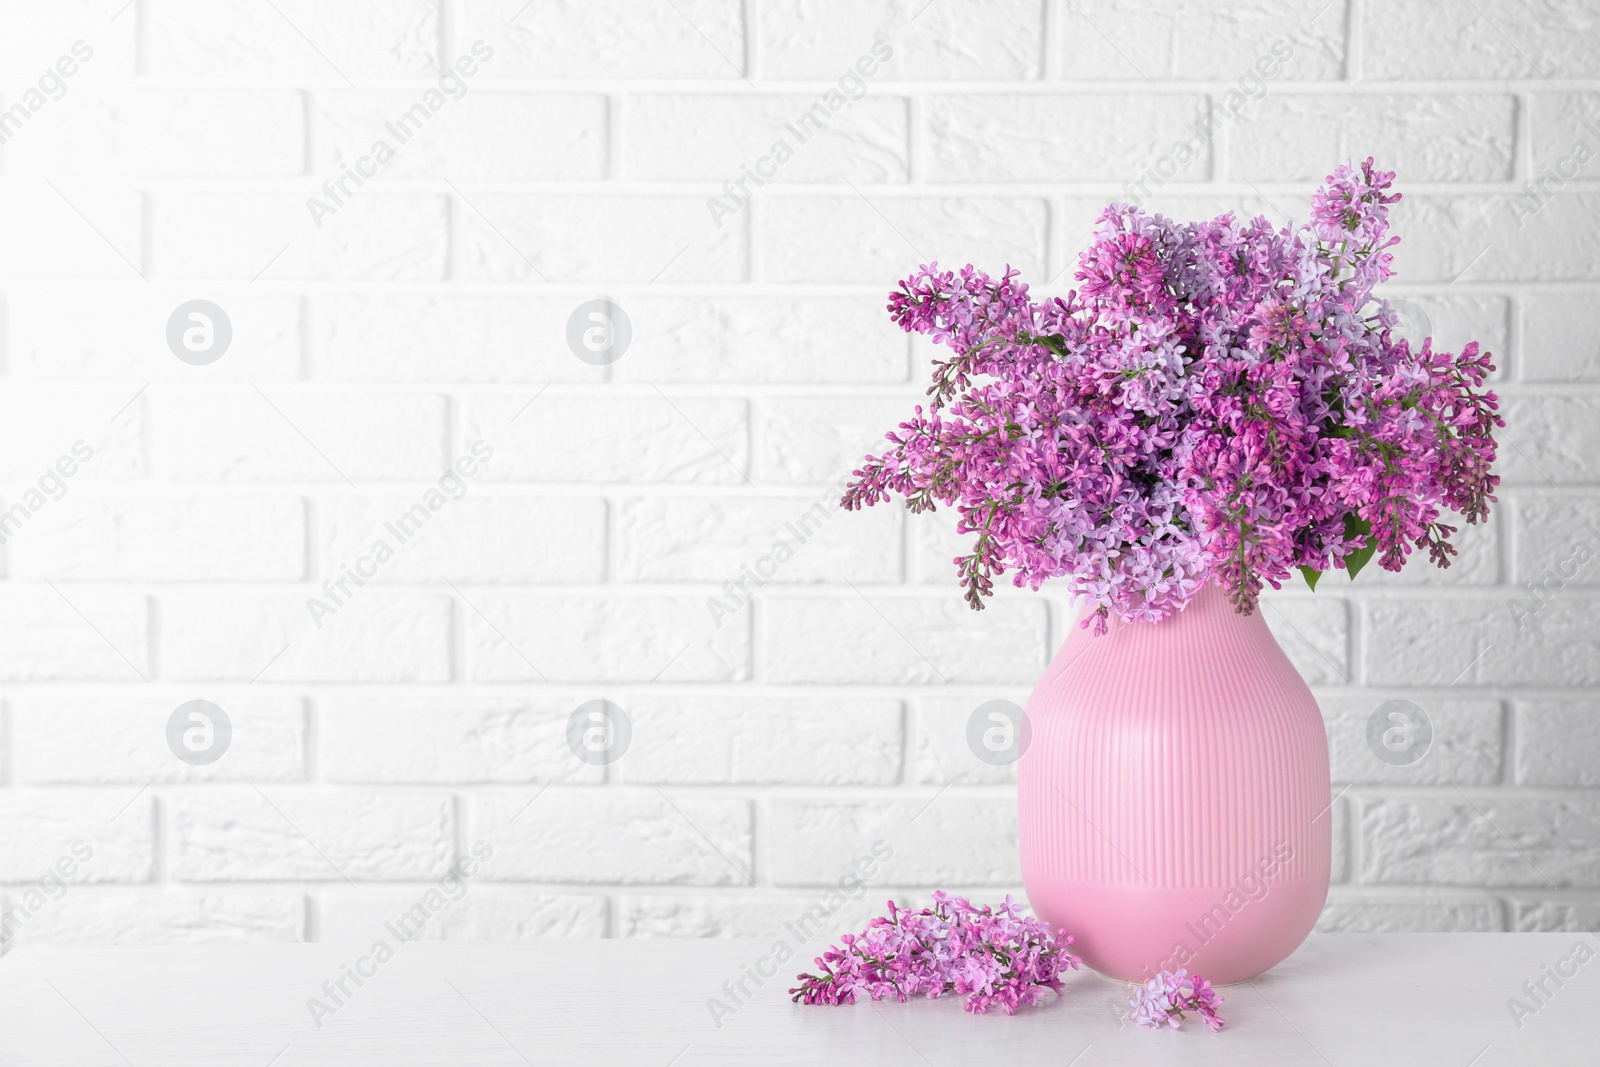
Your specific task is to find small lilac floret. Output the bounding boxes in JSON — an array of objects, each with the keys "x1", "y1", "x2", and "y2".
[{"x1": 1128, "y1": 969, "x2": 1226, "y2": 1032}]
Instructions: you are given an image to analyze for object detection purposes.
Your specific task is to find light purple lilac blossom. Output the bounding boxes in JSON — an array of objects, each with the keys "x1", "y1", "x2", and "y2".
[
  {"x1": 841, "y1": 159, "x2": 1503, "y2": 631},
  {"x1": 1128, "y1": 969, "x2": 1225, "y2": 1032},
  {"x1": 788, "y1": 892, "x2": 1080, "y2": 1015}
]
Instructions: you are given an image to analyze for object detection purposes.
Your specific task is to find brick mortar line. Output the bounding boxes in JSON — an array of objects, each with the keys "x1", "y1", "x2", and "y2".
[
  {"x1": 16, "y1": 180, "x2": 1598, "y2": 193},
  {"x1": 41, "y1": 78, "x2": 1600, "y2": 92},
  {"x1": 0, "y1": 279, "x2": 1590, "y2": 292},
  {"x1": 14, "y1": 682, "x2": 1585, "y2": 696},
  {"x1": 5, "y1": 692, "x2": 1584, "y2": 705},
  {"x1": 0, "y1": 580, "x2": 1585, "y2": 595},
  {"x1": 8, "y1": 771, "x2": 1597, "y2": 794},
  {"x1": 0, "y1": 382, "x2": 1586, "y2": 397},
  {"x1": 8, "y1": 884, "x2": 1552, "y2": 896}
]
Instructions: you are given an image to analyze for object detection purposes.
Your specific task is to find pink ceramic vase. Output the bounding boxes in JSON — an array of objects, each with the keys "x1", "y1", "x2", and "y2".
[{"x1": 1017, "y1": 581, "x2": 1331, "y2": 984}]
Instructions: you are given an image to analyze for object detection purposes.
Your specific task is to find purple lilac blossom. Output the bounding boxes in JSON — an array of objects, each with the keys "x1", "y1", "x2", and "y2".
[
  {"x1": 841, "y1": 159, "x2": 1502, "y2": 631},
  {"x1": 1128, "y1": 969, "x2": 1225, "y2": 1032},
  {"x1": 788, "y1": 892, "x2": 1080, "y2": 1015}
]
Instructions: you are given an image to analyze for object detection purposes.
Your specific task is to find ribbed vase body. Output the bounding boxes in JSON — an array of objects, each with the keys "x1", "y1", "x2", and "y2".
[{"x1": 1017, "y1": 582, "x2": 1331, "y2": 984}]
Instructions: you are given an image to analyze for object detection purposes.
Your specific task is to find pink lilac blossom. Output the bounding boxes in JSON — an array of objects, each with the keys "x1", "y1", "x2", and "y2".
[
  {"x1": 788, "y1": 892, "x2": 1080, "y2": 1016},
  {"x1": 1128, "y1": 969, "x2": 1225, "y2": 1032},
  {"x1": 841, "y1": 159, "x2": 1503, "y2": 631}
]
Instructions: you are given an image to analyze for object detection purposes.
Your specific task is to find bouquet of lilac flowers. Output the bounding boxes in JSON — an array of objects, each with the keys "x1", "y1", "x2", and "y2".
[
  {"x1": 789, "y1": 892, "x2": 1080, "y2": 1015},
  {"x1": 842, "y1": 160, "x2": 1502, "y2": 631}
]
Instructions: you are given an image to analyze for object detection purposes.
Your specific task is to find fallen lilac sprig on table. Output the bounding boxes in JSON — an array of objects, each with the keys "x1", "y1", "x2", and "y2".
[
  {"x1": 1129, "y1": 969, "x2": 1225, "y2": 1032},
  {"x1": 789, "y1": 892, "x2": 1080, "y2": 1015}
]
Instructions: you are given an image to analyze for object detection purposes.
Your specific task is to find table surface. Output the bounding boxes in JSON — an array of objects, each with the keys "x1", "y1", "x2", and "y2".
[{"x1": 0, "y1": 934, "x2": 1594, "y2": 1065}]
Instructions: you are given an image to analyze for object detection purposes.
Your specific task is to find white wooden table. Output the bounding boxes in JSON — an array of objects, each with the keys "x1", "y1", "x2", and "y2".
[{"x1": 0, "y1": 934, "x2": 1593, "y2": 1065}]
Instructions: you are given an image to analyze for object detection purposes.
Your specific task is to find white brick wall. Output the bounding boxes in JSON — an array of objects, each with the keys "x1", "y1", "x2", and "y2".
[{"x1": 0, "y1": 0, "x2": 1596, "y2": 949}]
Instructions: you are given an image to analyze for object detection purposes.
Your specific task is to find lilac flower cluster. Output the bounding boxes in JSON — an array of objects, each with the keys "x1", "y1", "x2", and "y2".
[
  {"x1": 841, "y1": 160, "x2": 1503, "y2": 630},
  {"x1": 788, "y1": 892, "x2": 1080, "y2": 1015},
  {"x1": 1128, "y1": 969, "x2": 1225, "y2": 1032}
]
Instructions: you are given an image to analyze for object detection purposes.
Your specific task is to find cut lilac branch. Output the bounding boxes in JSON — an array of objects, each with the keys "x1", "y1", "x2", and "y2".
[
  {"x1": 1128, "y1": 969, "x2": 1226, "y2": 1032},
  {"x1": 789, "y1": 893, "x2": 1080, "y2": 1016}
]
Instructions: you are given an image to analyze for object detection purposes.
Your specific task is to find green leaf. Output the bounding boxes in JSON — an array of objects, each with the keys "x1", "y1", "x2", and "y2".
[
  {"x1": 1343, "y1": 513, "x2": 1376, "y2": 580},
  {"x1": 1345, "y1": 542, "x2": 1377, "y2": 580},
  {"x1": 1298, "y1": 565, "x2": 1322, "y2": 592},
  {"x1": 1036, "y1": 334, "x2": 1068, "y2": 358}
]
